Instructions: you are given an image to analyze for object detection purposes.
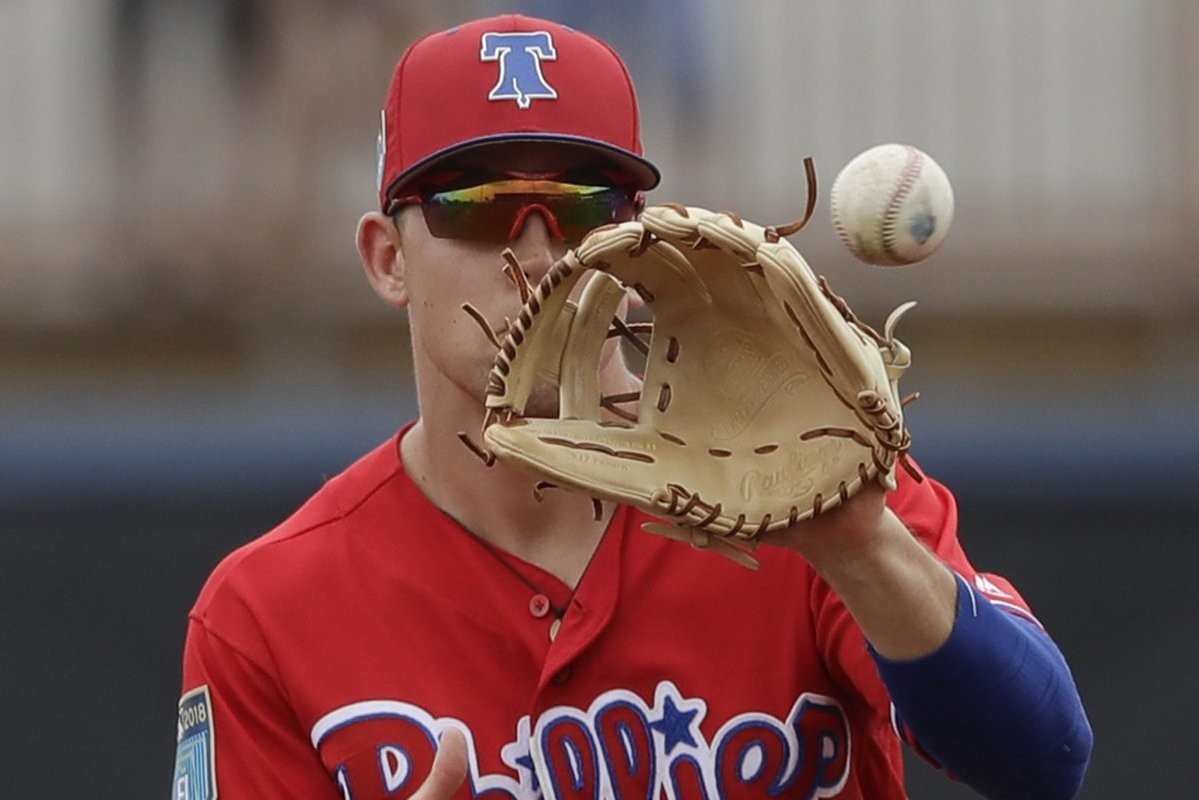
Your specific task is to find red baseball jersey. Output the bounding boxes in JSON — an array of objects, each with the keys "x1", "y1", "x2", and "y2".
[{"x1": 174, "y1": 428, "x2": 1034, "y2": 799}]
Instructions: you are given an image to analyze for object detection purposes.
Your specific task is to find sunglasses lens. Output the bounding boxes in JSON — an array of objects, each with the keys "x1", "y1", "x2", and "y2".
[
  {"x1": 420, "y1": 189, "x2": 515, "y2": 242},
  {"x1": 419, "y1": 180, "x2": 634, "y2": 243},
  {"x1": 550, "y1": 188, "x2": 635, "y2": 239}
]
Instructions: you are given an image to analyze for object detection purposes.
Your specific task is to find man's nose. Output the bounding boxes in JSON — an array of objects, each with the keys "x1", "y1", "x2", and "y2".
[{"x1": 507, "y1": 208, "x2": 562, "y2": 278}]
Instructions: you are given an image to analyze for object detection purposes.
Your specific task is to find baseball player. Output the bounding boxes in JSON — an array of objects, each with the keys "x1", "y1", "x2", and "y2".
[{"x1": 173, "y1": 14, "x2": 1091, "y2": 800}]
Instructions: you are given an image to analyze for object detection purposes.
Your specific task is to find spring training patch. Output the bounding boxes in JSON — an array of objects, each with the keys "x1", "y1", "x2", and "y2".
[{"x1": 173, "y1": 685, "x2": 217, "y2": 800}]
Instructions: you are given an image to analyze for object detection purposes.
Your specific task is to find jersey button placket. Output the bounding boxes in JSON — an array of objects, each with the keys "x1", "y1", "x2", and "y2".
[
  {"x1": 531, "y1": 594, "x2": 563, "y2": 641},
  {"x1": 529, "y1": 594, "x2": 551, "y2": 618}
]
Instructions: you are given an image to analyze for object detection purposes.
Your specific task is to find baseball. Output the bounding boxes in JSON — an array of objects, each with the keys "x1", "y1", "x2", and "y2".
[{"x1": 829, "y1": 143, "x2": 954, "y2": 266}]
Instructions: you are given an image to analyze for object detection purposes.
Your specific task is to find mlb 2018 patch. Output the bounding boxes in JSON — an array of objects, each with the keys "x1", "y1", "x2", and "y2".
[{"x1": 173, "y1": 685, "x2": 217, "y2": 800}]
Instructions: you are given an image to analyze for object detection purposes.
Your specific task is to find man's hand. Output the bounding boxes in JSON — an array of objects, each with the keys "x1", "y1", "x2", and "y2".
[
  {"x1": 411, "y1": 728, "x2": 469, "y2": 799},
  {"x1": 764, "y1": 482, "x2": 890, "y2": 561},
  {"x1": 765, "y1": 486, "x2": 958, "y2": 661}
]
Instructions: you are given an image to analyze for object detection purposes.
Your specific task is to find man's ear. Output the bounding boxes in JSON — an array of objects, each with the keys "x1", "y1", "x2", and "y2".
[{"x1": 357, "y1": 211, "x2": 409, "y2": 308}]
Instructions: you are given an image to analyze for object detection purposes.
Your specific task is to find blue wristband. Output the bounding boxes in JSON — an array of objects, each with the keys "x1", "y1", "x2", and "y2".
[{"x1": 871, "y1": 575, "x2": 1092, "y2": 800}]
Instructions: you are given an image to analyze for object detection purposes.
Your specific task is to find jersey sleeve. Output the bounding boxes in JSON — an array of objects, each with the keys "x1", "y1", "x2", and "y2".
[
  {"x1": 174, "y1": 612, "x2": 339, "y2": 798},
  {"x1": 808, "y1": 461, "x2": 1039, "y2": 743}
]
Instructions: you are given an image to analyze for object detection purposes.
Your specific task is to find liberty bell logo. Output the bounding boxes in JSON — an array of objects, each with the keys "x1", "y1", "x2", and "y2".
[{"x1": 480, "y1": 31, "x2": 558, "y2": 109}]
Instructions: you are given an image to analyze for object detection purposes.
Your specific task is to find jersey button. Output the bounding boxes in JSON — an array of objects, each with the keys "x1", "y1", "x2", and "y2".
[
  {"x1": 552, "y1": 666, "x2": 572, "y2": 684},
  {"x1": 529, "y1": 594, "x2": 551, "y2": 618}
]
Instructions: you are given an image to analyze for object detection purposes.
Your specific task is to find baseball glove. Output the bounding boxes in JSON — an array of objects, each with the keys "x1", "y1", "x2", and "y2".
[{"x1": 461, "y1": 180, "x2": 918, "y2": 568}]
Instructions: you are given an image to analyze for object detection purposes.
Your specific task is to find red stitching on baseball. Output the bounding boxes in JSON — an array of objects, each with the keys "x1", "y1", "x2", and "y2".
[{"x1": 881, "y1": 146, "x2": 924, "y2": 264}]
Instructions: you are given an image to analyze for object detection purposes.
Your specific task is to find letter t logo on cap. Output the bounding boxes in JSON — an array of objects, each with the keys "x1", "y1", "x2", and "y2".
[{"x1": 480, "y1": 31, "x2": 558, "y2": 109}]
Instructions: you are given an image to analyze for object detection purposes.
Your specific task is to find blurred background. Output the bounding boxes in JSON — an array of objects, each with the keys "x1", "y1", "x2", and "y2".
[{"x1": 2, "y1": 0, "x2": 1196, "y2": 797}]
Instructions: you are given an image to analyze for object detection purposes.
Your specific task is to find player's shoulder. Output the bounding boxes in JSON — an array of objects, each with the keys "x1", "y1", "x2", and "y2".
[{"x1": 190, "y1": 433, "x2": 407, "y2": 617}]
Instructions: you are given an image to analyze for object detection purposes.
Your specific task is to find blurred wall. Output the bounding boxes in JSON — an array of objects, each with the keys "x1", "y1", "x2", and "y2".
[{"x1": 1, "y1": 1, "x2": 1196, "y2": 798}]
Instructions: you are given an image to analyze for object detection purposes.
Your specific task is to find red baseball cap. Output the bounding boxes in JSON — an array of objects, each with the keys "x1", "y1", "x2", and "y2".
[{"x1": 376, "y1": 14, "x2": 661, "y2": 211}]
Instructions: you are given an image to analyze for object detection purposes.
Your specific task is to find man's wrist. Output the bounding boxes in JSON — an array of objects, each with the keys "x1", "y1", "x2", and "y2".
[{"x1": 806, "y1": 508, "x2": 958, "y2": 660}]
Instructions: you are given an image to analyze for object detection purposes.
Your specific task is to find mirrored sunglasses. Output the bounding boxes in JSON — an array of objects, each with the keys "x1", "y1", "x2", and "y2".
[{"x1": 398, "y1": 174, "x2": 638, "y2": 244}]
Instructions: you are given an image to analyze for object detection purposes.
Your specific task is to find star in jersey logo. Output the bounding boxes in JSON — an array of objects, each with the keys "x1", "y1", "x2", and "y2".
[
  {"x1": 500, "y1": 716, "x2": 543, "y2": 795},
  {"x1": 649, "y1": 684, "x2": 705, "y2": 755}
]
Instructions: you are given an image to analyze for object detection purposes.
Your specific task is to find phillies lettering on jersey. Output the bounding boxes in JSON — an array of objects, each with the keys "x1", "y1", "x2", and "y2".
[
  {"x1": 313, "y1": 681, "x2": 849, "y2": 800},
  {"x1": 480, "y1": 31, "x2": 559, "y2": 108}
]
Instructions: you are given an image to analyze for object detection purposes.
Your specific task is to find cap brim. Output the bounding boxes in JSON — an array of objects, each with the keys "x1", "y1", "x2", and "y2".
[{"x1": 385, "y1": 133, "x2": 660, "y2": 202}]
